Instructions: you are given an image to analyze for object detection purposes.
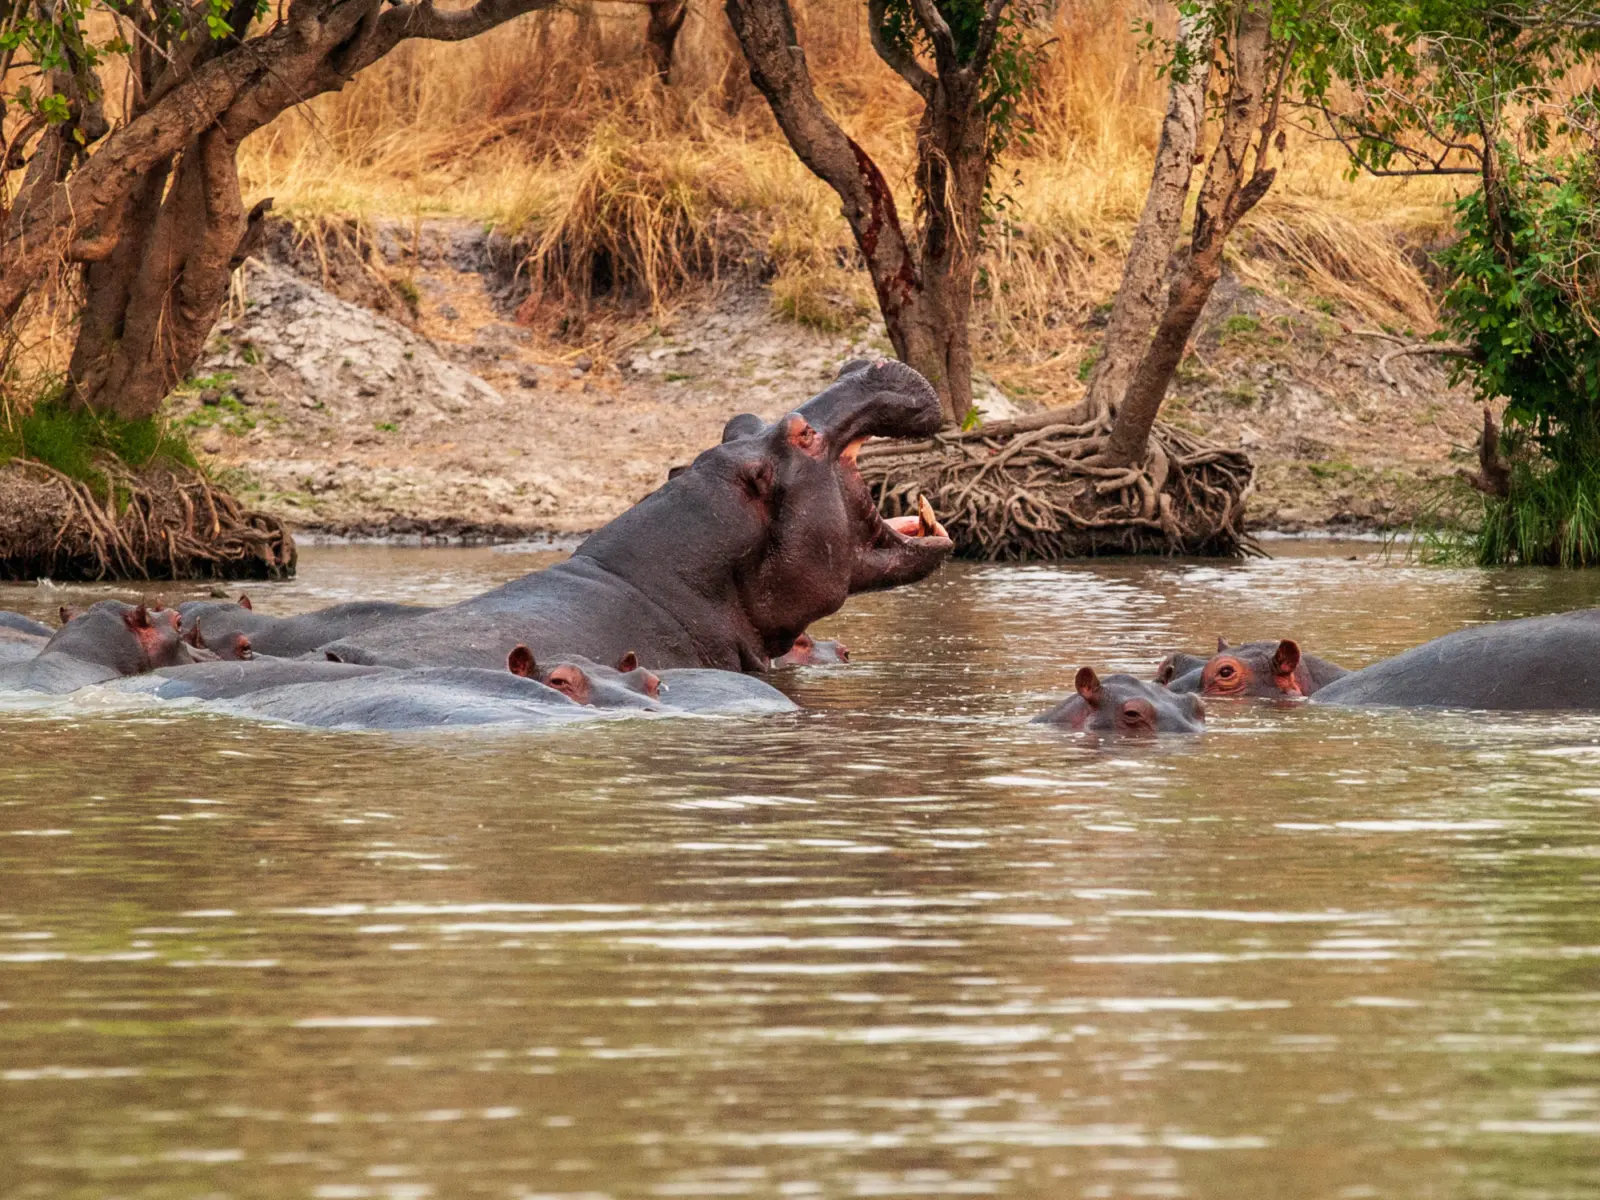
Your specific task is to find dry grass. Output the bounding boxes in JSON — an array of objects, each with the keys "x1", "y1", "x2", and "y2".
[
  {"x1": 11, "y1": 1, "x2": 1471, "y2": 405},
  {"x1": 240, "y1": 0, "x2": 1463, "y2": 356}
]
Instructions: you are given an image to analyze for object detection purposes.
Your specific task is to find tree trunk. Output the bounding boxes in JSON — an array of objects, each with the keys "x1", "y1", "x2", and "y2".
[
  {"x1": 1103, "y1": 0, "x2": 1279, "y2": 467},
  {"x1": 726, "y1": 0, "x2": 1007, "y2": 426},
  {"x1": 1081, "y1": 10, "x2": 1210, "y2": 420},
  {"x1": 67, "y1": 130, "x2": 270, "y2": 420},
  {"x1": 645, "y1": 0, "x2": 688, "y2": 80}
]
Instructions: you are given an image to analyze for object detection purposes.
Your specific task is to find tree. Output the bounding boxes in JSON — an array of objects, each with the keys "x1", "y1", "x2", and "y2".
[
  {"x1": 724, "y1": 0, "x2": 1040, "y2": 424},
  {"x1": 1096, "y1": 0, "x2": 1290, "y2": 468},
  {"x1": 1077, "y1": 6, "x2": 1210, "y2": 421},
  {"x1": 1300, "y1": 0, "x2": 1600, "y2": 563},
  {"x1": 1, "y1": 0, "x2": 558, "y2": 421}
]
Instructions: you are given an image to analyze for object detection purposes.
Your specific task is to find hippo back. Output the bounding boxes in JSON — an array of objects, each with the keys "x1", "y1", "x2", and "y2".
[{"x1": 1313, "y1": 609, "x2": 1600, "y2": 710}]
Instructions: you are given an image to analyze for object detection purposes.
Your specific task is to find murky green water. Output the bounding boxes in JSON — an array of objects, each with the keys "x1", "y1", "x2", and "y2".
[{"x1": 3, "y1": 542, "x2": 1599, "y2": 1199}]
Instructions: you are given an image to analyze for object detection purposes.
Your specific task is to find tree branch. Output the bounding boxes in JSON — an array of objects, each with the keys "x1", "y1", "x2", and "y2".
[
  {"x1": 906, "y1": 0, "x2": 957, "y2": 71},
  {"x1": 867, "y1": 0, "x2": 935, "y2": 100},
  {"x1": 969, "y1": 0, "x2": 1010, "y2": 77}
]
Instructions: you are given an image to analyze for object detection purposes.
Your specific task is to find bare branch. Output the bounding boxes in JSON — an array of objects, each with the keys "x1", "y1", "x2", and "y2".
[
  {"x1": 970, "y1": 0, "x2": 1011, "y2": 77},
  {"x1": 867, "y1": 0, "x2": 935, "y2": 99},
  {"x1": 906, "y1": 0, "x2": 957, "y2": 70}
]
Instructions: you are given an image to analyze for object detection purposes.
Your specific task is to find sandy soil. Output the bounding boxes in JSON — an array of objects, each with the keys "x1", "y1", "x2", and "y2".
[{"x1": 176, "y1": 218, "x2": 1483, "y2": 540}]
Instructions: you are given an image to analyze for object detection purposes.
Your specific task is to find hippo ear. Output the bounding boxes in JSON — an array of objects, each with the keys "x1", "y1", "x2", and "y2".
[
  {"x1": 58, "y1": 606, "x2": 78, "y2": 626},
  {"x1": 616, "y1": 650, "x2": 639, "y2": 673},
  {"x1": 1217, "y1": 636, "x2": 1230, "y2": 653},
  {"x1": 738, "y1": 459, "x2": 774, "y2": 502},
  {"x1": 507, "y1": 644, "x2": 536, "y2": 677},
  {"x1": 184, "y1": 625, "x2": 205, "y2": 648},
  {"x1": 1272, "y1": 639, "x2": 1302, "y2": 681},
  {"x1": 1154, "y1": 657, "x2": 1177, "y2": 685},
  {"x1": 127, "y1": 605, "x2": 152, "y2": 630},
  {"x1": 667, "y1": 464, "x2": 688, "y2": 480},
  {"x1": 237, "y1": 593, "x2": 253, "y2": 611},
  {"x1": 1074, "y1": 666, "x2": 1104, "y2": 708},
  {"x1": 721, "y1": 413, "x2": 766, "y2": 443}
]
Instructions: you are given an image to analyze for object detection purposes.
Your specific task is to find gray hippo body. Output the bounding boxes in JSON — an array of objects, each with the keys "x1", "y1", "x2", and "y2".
[
  {"x1": 0, "y1": 615, "x2": 50, "y2": 665},
  {"x1": 318, "y1": 361, "x2": 951, "y2": 673},
  {"x1": 180, "y1": 599, "x2": 436, "y2": 659},
  {"x1": 1313, "y1": 609, "x2": 1600, "y2": 710}
]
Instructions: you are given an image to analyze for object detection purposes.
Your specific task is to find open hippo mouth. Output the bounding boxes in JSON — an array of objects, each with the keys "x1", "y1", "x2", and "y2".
[{"x1": 796, "y1": 359, "x2": 955, "y2": 592}]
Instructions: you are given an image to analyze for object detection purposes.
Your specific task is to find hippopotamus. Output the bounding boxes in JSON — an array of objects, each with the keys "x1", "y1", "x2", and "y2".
[
  {"x1": 179, "y1": 595, "x2": 436, "y2": 658},
  {"x1": 1313, "y1": 608, "x2": 1600, "y2": 710},
  {"x1": 318, "y1": 360, "x2": 952, "y2": 672},
  {"x1": 772, "y1": 632, "x2": 850, "y2": 666},
  {"x1": 0, "y1": 601, "x2": 196, "y2": 693},
  {"x1": 1163, "y1": 638, "x2": 1349, "y2": 698},
  {"x1": 505, "y1": 646, "x2": 660, "y2": 710},
  {"x1": 1034, "y1": 667, "x2": 1206, "y2": 735},
  {"x1": 0, "y1": 611, "x2": 52, "y2": 664}
]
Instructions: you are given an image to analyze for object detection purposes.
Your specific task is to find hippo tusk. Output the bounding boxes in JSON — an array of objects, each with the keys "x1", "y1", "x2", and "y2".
[
  {"x1": 840, "y1": 438, "x2": 867, "y2": 465},
  {"x1": 916, "y1": 494, "x2": 949, "y2": 539}
]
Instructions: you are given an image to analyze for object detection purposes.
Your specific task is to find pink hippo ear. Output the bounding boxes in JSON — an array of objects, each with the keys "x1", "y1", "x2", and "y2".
[
  {"x1": 507, "y1": 645, "x2": 536, "y2": 678},
  {"x1": 58, "y1": 606, "x2": 79, "y2": 626},
  {"x1": 616, "y1": 650, "x2": 640, "y2": 673},
  {"x1": 237, "y1": 593, "x2": 253, "y2": 611},
  {"x1": 1216, "y1": 636, "x2": 1231, "y2": 653},
  {"x1": 1272, "y1": 640, "x2": 1303, "y2": 692},
  {"x1": 127, "y1": 604, "x2": 152, "y2": 630},
  {"x1": 184, "y1": 624, "x2": 205, "y2": 648},
  {"x1": 1075, "y1": 666, "x2": 1104, "y2": 708},
  {"x1": 738, "y1": 460, "x2": 774, "y2": 503}
]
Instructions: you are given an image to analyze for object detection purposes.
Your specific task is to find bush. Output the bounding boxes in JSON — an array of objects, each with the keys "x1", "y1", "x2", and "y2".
[{"x1": 1440, "y1": 153, "x2": 1600, "y2": 565}]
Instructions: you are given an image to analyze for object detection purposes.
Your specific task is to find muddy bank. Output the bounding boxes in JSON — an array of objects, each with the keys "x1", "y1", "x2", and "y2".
[{"x1": 176, "y1": 218, "x2": 1482, "y2": 541}]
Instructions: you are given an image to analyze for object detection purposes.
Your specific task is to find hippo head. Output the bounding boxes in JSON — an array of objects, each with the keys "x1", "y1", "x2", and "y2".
[
  {"x1": 578, "y1": 359, "x2": 952, "y2": 667},
  {"x1": 506, "y1": 644, "x2": 661, "y2": 709},
  {"x1": 47, "y1": 600, "x2": 196, "y2": 675},
  {"x1": 772, "y1": 632, "x2": 851, "y2": 667},
  {"x1": 1196, "y1": 638, "x2": 1306, "y2": 698},
  {"x1": 1035, "y1": 667, "x2": 1207, "y2": 735}
]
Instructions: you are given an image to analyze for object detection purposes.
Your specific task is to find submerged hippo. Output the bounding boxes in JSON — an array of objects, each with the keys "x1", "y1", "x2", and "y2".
[
  {"x1": 180, "y1": 596, "x2": 436, "y2": 659},
  {"x1": 1164, "y1": 638, "x2": 1349, "y2": 698},
  {"x1": 0, "y1": 611, "x2": 52, "y2": 664},
  {"x1": 1034, "y1": 667, "x2": 1206, "y2": 735},
  {"x1": 772, "y1": 632, "x2": 850, "y2": 667},
  {"x1": 319, "y1": 360, "x2": 952, "y2": 672},
  {"x1": 1313, "y1": 609, "x2": 1600, "y2": 710},
  {"x1": 0, "y1": 601, "x2": 197, "y2": 693}
]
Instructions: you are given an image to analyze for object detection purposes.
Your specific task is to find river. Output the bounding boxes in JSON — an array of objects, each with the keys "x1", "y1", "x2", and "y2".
[{"x1": 2, "y1": 541, "x2": 1598, "y2": 1198}]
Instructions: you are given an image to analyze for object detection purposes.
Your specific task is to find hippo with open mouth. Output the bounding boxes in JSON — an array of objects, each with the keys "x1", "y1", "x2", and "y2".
[{"x1": 318, "y1": 359, "x2": 953, "y2": 672}]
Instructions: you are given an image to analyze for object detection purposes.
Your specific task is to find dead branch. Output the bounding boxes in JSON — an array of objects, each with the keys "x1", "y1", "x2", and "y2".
[{"x1": 1376, "y1": 341, "x2": 1477, "y2": 386}]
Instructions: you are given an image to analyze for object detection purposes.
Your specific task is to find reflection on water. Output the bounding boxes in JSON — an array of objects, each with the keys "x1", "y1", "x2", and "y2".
[{"x1": 2, "y1": 543, "x2": 1599, "y2": 1198}]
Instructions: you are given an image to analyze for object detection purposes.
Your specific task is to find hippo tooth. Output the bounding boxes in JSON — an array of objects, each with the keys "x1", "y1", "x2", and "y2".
[
  {"x1": 916, "y1": 495, "x2": 949, "y2": 539},
  {"x1": 841, "y1": 438, "x2": 866, "y2": 465}
]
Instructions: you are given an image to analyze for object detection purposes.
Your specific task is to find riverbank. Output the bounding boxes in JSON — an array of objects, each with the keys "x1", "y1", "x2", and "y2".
[{"x1": 175, "y1": 216, "x2": 1483, "y2": 544}]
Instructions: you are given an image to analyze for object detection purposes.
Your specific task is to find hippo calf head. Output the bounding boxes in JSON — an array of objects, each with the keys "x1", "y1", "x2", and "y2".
[
  {"x1": 773, "y1": 632, "x2": 851, "y2": 667},
  {"x1": 579, "y1": 359, "x2": 952, "y2": 667},
  {"x1": 1035, "y1": 667, "x2": 1206, "y2": 735},
  {"x1": 507, "y1": 645, "x2": 661, "y2": 709}
]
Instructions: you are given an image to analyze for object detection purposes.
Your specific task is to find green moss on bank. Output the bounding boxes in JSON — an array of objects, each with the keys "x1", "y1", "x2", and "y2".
[{"x1": 0, "y1": 398, "x2": 196, "y2": 491}]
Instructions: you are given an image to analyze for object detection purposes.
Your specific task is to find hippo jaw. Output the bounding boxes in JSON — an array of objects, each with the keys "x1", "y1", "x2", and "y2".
[{"x1": 793, "y1": 359, "x2": 954, "y2": 594}]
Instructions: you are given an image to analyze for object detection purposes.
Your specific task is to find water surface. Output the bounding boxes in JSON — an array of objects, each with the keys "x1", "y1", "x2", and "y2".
[{"x1": 2, "y1": 543, "x2": 1598, "y2": 1199}]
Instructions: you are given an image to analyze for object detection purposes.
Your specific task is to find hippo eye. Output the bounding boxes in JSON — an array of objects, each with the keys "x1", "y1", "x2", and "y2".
[{"x1": 1217, "y1": 664, "x2": 1236, "y2": 678}]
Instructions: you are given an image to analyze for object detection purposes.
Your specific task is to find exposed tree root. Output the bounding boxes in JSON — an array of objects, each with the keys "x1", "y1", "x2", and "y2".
[
  {"x1": 860, "y1": 409, "x2": 1259, "y2": 560},
  {"x1": 0, "y1": 459, "x2": 295, "y2": 582}
]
